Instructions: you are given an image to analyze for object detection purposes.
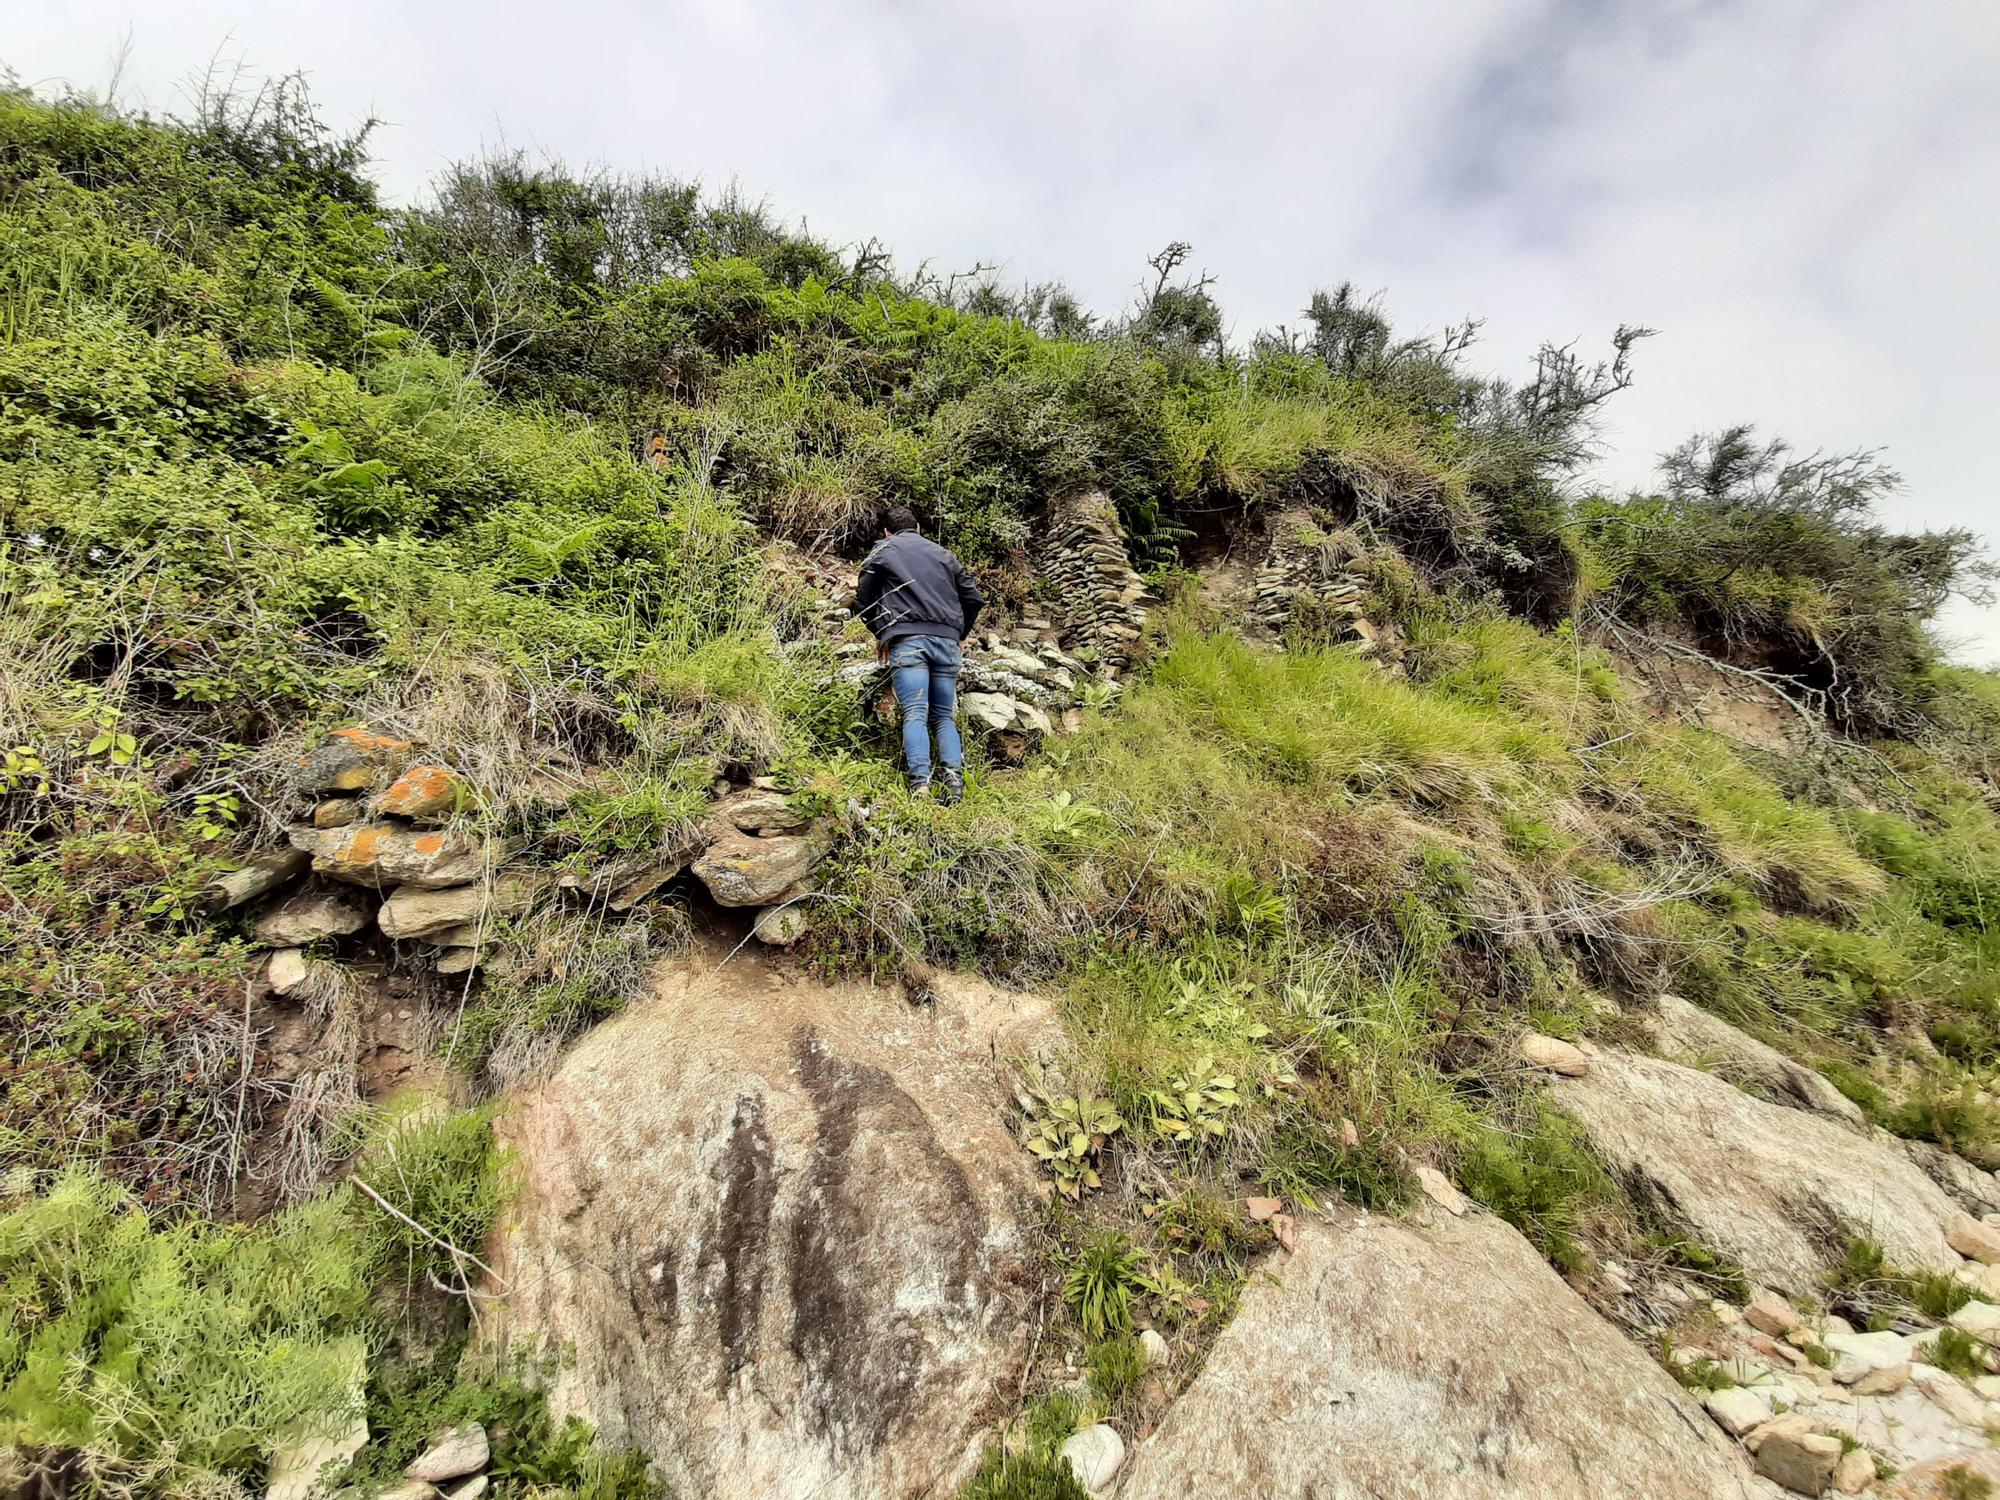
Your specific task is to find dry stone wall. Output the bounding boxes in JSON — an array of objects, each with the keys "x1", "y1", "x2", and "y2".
[
  {"x1": 1027, "y1": 490, "x2": 1152, "y2": 675},
  {"x1": 1242, "y1": 506, "x2": 1371, "y2": 645}
]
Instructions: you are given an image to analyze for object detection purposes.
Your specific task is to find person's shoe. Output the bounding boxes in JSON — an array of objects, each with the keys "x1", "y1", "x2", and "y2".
[
  {"x1": 939, "y1": 769, "x2": 965, "y2": 807},
  {"x1": 907, "y1": 777, "x2": 933, "y2": 800}
]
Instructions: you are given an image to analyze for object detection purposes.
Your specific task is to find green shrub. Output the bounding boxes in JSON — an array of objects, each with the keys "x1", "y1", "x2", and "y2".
[
  {"x1": 1456, "y1": 1110, "x2": 1608, "y2": 1273},
  {"x1": 0, "y1": 1168, "x2": 370, "y2": 1494},
  {"x1": 957, "y1": 1389, "x2": 1091, "y2": 1500},
  {"x1": 1930, "y1": 1328, "x2": 1988, "y2": 1380},
  {"x1": 356, "y1": 1353, "x2": 661, "y2": 1500}
]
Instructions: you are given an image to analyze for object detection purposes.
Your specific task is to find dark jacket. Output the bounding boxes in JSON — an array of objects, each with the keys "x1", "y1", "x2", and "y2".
[{"x1": 852, "y1": 530, "x2": 984, "y2": 646}]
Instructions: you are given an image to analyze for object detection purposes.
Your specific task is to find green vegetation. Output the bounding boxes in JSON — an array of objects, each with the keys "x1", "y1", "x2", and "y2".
[
  {"x1": 1828, "y1": 1236, "x2": 1979, "y2": 1336},
  {"x1": 1063, "y1": 1232, "x2": 1150, "y2": 1339},
  {"x1": 2, "y1": 70, "x2": 1999, "y2": 1498},
  {"x1": 0, "y1": 1104, "x2": 642, "y2": 1498},
  {"x1": 0, "y1": 1168, "x2": 371, "y2": 1492},
  {"x1": 959, "y1": 1391, "x2": 1091, "y2": 1500}
]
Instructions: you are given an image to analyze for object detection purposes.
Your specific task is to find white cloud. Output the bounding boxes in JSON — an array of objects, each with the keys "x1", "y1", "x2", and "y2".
[{"x1": 6, "y1": 0, "x2": 1996, "y2": 657}]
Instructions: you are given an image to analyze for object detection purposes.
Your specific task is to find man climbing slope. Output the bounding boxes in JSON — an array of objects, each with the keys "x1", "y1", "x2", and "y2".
[{"x1": 852, "y1": 506, "x2": 985, "y2": 803}]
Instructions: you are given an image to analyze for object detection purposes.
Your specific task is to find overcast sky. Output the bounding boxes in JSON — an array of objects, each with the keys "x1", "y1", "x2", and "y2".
[{"x1": 8, "y1": 0, "x2": 1998, "y2": 658}]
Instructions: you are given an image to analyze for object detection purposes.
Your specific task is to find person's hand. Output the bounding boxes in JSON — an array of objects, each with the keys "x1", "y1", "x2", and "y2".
[{"x1": 875, "y1": 640, "x2": 889, "y2": 665}]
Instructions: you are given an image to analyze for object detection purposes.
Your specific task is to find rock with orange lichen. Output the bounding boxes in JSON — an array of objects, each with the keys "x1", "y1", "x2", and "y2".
[
  {"x1": 288, "y1": 822, "x2": 502, "y2": 889},
  {"x1": 375, "y1": 762, "x2": 469, "y2": 821},
  {"x1": 293, "y1": 725, "x2": 414, "y2": 794}
]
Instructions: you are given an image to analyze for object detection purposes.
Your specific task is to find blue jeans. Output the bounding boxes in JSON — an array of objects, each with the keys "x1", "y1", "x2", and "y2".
[{"x1": 887, "y1": 634, "x2": 963, "y2": 784}]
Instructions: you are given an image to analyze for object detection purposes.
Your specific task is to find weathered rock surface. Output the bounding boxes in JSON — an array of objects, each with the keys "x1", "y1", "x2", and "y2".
[
  {"x1": 554, "y1": 854, "x2": 686, "y2": 913},
  {"x1": 196, "y1": 847, "x2": 310, "y2": 914},
  {"x1": 962, "y1": 692, "x2": 1020, "y2": 732},
  {"x1": 266, "y1": 947, "x2": 312, "y2": 997},
  {"x1": 312, "y1": 797, "x2": 359, "y2": 829},
  {"x1": 404, "y1": 1423, "x2": 489, "y2": 1483},
  {"x1": 1744, "y1": 1290, "x2": 1804, "y2": 1338},
  {"x1": 1412, "y1": 1165, "x2": 1470, "y2": 1215},
  {"x1": 289, "y1": 823, "x2": 501, "y2": 890},
  {"x1": 692, "y1": 829, "x2": 830, "y2": 907},
  {"x1": 1551, "y1": 1048, "x2": 1961, "y2": 1291},
  {"x1": 1824, "y1": 1329, "x2": 1917, "y2": 1384},
  {"x1": 486, "y1": 948, "x2": 1059, "y2": 1500},
  {"x1": 1633, "y1": 994, "x2": 1866, "y2": 1130},
  {"x1": 1115, "y1": 1208, "x2": 1762, "y2": 1499},
  {"x1": 378, "y1": 874, "x2": 539, "y2": 941},
  {"x1": 1749, "y1": 1416, "x2": 1840, "y2": 1494},
  {"x1": 252, "y1": 886, "x2": 370, "y2": 946},
  {"x1": 1705, "y1": 1385, "x2": 1774, "y2": 1437},
  {"x1": 1058, "y1": 1424, "x2": 1123, "y2": 1491},
  {"x1": 293, "y1": 725, "x2": 413, "y2": 794},
  {"x1": 725, "y1": 791, "x2": 807, "y2": 835},
  {"x1": 1520, "y1": 1032, "x2": 1589, "y2": 1076},
  {"x1": 751, "y1": 903, "x2": 809, "y2": 946},
  {"x1": 1947, "y1": 1212, "x2": 2000, "y2": 1264},
  {"x1": 1948, "y1": 1298, "x2": 2000, "y2": 1344},
  {"x1": 1830, "y1": 1446, "x2": 1872, "y2": 1493},
  {"x1": 375, "y1": 763, "x2": 468, "y2": 821},
  {"x1": 266, "y1": 1334, "x2": 367, "y2": 1500},
  {"x1": 1906, "y1": 1137, "x2": 2000, "y2": 1217}
]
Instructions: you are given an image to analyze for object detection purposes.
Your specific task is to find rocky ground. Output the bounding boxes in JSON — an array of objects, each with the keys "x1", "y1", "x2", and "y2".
[{"x1": 235, "y1": 518, "x2": 2000, "y2": 1500}]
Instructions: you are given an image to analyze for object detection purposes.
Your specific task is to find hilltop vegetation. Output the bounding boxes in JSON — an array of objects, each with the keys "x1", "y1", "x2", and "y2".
[{"x1": 2, "y1": 74, "x2": 1998, "y2": 1498}]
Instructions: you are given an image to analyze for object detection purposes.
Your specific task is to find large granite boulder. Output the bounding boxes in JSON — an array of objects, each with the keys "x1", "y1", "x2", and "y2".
[
  {"x1": 485, "y1": 951, "x2": 1059, "y2": 1500},
  {"x1": 1632, "y1": 993, "x2": 1865, "y2": 1131},
  {"x1": 1552, "y1": 1047, "x2": 1962, "y2": 1291},
  {"x1": 1117, "y1": 1207, "x2": 1763, "y2": 1499}
]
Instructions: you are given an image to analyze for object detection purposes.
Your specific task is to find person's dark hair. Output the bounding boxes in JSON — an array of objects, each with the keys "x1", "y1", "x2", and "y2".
[{"x1": 880, "y1": 505, "x2": 920, "y2": 535}]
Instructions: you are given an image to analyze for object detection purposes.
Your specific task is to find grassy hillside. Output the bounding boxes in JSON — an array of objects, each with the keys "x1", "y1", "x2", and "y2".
[{"x1": 3, "y1": 76, "x2": 1998, "y2": 1498}]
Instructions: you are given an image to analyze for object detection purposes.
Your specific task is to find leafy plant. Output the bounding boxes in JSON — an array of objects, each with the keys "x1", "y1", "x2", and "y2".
[
  {"x1": 1019, "y1": 1086, "x2": 1125, "y2": 1199},
  {"x1": 0, "y1": 1168, "x2": 371, "y2": 1494},
  {"x1": 1145, "y1": 1055, "x2": 1242, "y2": 1145}
]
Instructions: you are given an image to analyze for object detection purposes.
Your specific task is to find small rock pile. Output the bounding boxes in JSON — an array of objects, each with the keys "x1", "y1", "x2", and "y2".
[
  {"x1": 389, "y1": 1422, "x2": 492, "y2": 1500},
  {"x1": 212, "y1": 727, "x2": 844, "y2": 992},
  {"x1": 689, "y1": 780, "x2": 835, "y2": 946},
  {"x1": 269, "y1": 1407, "x2": 492, "y2": 1500},
  {"x1": 1680, "y1": 1280, "x2": 2000, "y2": 1494}
]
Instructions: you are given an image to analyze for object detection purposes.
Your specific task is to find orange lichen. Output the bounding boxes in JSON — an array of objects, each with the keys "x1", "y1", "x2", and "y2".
[
  {"x1": 378, "y1": 763, "x2": 460, "y2": 817},
  {"x1": 330, "y1": 725, "x2": 413, "y2": 754}
]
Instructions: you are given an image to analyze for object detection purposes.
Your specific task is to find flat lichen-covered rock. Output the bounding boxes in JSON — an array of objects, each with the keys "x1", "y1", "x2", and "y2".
[
  {"x1": 1552, "y1": 1047, "x2": 1962, "y2": 1292},
  {"x1": 1117, "y1": 1207, "x2": 1763, "y2": 1500},
  {"x1": 288, "y1": 822, "x2": 501, "y2": 889},
  {"x1": 485, "y1": 947, "x2": 1059, "y2": 1500}
]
